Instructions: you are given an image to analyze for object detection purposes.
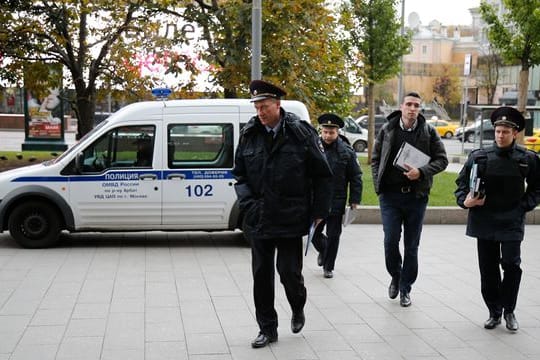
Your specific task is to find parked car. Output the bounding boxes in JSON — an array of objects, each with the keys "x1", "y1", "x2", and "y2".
[
  {"x1": 356, "y1": 114, "x2": 387, "y2": 135},
  {"x1": 456, "y1": 119, "x2": 494, "y2": 143},
  {"x1": 524, "y1": 129, "x2": 540, "y2": 152},
  {"x1": 427, "y1": 119, "x2": 458, "y2": 138},
  {"x1": 340, "y1": 116, "x2": 368, "y2": 152}
]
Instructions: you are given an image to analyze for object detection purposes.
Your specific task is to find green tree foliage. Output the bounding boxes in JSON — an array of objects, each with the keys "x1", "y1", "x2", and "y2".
[
  {"x1": 340, "y1": 0, "x2": 411, "y2": 160},
  {"x1": 176, "y1": 0, "x2": 352, "y2": 117},
  {"x1": 480, "y1": 0, "x2": 540, "y2": 124},
  {"x1": 0, "y1": 0, "x2": 197, "y2": 137}
]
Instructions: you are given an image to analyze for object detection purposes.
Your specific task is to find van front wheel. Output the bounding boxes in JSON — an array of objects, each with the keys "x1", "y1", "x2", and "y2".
[{"x1": 8, "y1": 201, "x2": 61, "y2": 248}]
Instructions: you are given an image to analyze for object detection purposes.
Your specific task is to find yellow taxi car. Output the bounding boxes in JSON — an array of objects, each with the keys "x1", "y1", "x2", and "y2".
[
  {"x1": 427, "y1": 118, "x2": 459, "y2": 139},
  {"x1": 524, "y1": 129, "x2": 540, "y2": 153}
]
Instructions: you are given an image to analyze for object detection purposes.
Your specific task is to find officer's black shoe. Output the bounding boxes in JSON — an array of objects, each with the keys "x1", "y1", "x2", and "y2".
[
  {"x1": 399, "y1": 291, "x2": 411, "y2": 307},
  {"x1": 483, "y1": 316, "x2": 501, "y2": 329},
  {"x1": 291, "y1": 310, "x2": 305, "y2": 333},
  {"x1": 251, "y1": 333, "x2": 277, "y2": 348},
  {"x1": 388, "y1": 277, "x2": 399, "y2": 299},
  {"x1": 504, "y1": 313, "x2": 519, "y2": 331},
  {"x1": 323, "y1": 269, "x2": 333, "y2": 278},
  {"x1": 317, "y1": 252, "x2": 323, "y2": 267}
]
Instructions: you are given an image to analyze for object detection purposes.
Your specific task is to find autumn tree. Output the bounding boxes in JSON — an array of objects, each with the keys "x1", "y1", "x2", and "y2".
[
  {"x1": 432, "y1": 65, "x2": 461, "y2": 108},
  {"x1": 340, "y1": 0, "x2": 411, "y2": 161},
  {"x1": 480, "y1": 0, "x2": 540, "y2": 139},
  {"x1": 176, "y1": 0, "x2": 352, "y2": 117},
  {"x1": 0, "y1": 0, "x2": 196, "y2": 138}
]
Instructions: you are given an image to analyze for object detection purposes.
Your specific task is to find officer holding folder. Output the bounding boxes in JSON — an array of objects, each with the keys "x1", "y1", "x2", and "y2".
[{"x1": 455, "y1": 106, "x2": 540, "y2": 331}]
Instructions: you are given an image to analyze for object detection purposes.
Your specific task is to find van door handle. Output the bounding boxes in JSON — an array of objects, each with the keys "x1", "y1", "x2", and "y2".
[
  {"x1": 139, "y1": 174, "x2": 157, "y2": 180},
  {"x1": 167, "y1": 174, "x2": 186, "y2": 180}
]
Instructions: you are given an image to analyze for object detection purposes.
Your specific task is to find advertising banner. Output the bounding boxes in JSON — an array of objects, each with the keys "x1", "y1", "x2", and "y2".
[{"x1": 22, "y1": 62, "x2": 67, "y2": 150}]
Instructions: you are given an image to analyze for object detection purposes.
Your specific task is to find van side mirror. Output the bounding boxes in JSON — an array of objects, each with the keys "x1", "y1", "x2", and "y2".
[{"x1": 75, "y1": 152, "x2": 84, "y2": 171}]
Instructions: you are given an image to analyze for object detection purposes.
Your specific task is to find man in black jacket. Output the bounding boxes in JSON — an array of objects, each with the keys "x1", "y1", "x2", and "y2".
[
  {"x1": 233, "y1": 80, "x2": 333, "y2": 348},
  {"x1": 455, "y1": 106, "x2": 540, "y2": 331},
  {"x1": 313, "y1": 113, "x2": 362, "y2": 279},
  {"x1": 372, "y1": 91, "x2": 448, "y2": 307}
]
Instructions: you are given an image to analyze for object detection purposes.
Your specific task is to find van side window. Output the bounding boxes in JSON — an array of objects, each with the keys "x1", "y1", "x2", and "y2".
[
  {"x1": 168, "y1": 123, "x2": 233, "y2": 169},
  {"x1": 80, "y1": 125, "x2": 155, "y2": 173}
]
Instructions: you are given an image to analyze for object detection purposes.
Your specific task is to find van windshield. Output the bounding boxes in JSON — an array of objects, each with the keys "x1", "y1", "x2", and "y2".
[{"x1": 52, "y1": 120, "x2": 109, "y2": 164}]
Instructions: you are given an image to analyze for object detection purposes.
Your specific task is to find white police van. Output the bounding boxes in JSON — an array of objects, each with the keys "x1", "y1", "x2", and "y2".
[{"x1": 0, "y1": 98, "x2": 310, "y2": 248}]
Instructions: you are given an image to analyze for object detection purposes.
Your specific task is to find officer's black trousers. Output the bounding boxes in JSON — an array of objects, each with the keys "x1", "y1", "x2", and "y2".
[
  {"x1": 321, "y1": 215, "x2": 343, "y2": 272},
  {"x1": 251, "y1": 236, "x2": 306, "y2": 336},
  {"x1": 477, "y1": 239, "x2": 522, "y2": 317}
]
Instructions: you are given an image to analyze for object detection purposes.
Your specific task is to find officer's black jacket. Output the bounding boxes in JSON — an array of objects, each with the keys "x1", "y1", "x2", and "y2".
[
  {"x1": 455, "y1": 143, "x2": 540, "y2": 241},
  {"x1": 322, "y1": 137, "x2": 363, "y2": 215},
  {"x1": 233, "y1": 109, "x2": 333, "y2": 239}
]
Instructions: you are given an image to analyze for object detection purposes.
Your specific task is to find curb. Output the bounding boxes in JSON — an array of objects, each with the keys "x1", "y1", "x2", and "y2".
[{"x1": 352, "y1": 206, "x2": 540, "y2": 225}]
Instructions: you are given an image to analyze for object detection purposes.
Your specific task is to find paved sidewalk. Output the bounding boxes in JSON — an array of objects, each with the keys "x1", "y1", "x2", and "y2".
[{"x1": 1, "y1": 225, "x2": 539, "y2": 359}]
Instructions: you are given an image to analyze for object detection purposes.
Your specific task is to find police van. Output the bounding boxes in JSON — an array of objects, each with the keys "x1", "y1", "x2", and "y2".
[{"x1": 0, "y1": 98, "x2": 310, "y2": 248}]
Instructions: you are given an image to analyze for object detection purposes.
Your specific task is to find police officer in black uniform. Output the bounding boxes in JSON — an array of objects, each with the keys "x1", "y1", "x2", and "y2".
[
  {"x1": 233, "y1": 80, "x2": 333, "y2": 348},
  {"x1": 455, "y1": 106, "x2": 540, "y2": 331},
  {"x1": 312, "y1": 114, "x2": 362, "y2": 279}
]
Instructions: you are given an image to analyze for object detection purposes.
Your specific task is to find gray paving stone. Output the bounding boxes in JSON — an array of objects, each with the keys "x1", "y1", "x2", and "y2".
[
  {"x1": 65, "y1": 318, "x2": 107, "y2": 337},
  {"x1": 56, "y1": 337, "x2": 102, "y2": 360},
  {"x1": 72, "y1": 303, "x2": 110, "y2": 319},
  {"x1": 186, "y1": 332, "x2": 229, "y2": 355},
  {"x1": 9, "y1": 344, "x2": 58, "y2": 360},
  {"x1": 145, "y1": 341, "x2": 188, "y2": 360},
  {"x1": 19, "y1": 325, "x2": 65, "y2": 345},
  {"x1": 30, "y1": 309, "x2": 72, "y2": 326},
  {"x1": 103, "y1": 312, "x2": 144, "y2": 350},
  {"x1": 0, "y1": 224, "x2": 539, "y2": 359}
]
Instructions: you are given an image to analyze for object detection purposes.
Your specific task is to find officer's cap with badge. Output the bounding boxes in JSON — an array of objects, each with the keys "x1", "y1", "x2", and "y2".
[
  {"x1": 317, "y1": 113, "x2": 344, "y2": 129},
  {"x1": 249, "y1": 80, "x2": 287, "y2": 102},
  {"x1": 490, "y1": 106, "x2": 525, "y2": 132}
]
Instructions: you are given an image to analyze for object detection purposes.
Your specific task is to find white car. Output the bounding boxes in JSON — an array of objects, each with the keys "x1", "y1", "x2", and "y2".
[{"x1": 341, "y1": 116, "x2": 368, "y2": 152}]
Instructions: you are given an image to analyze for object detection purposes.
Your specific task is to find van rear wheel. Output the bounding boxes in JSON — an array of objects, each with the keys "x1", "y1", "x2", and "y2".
[{"x1": 8, "y1": 201, "x2": 61, "y2": 248}]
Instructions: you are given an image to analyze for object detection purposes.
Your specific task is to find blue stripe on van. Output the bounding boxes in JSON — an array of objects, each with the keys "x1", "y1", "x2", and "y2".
[
  {"x1": 12, "y1": 176, "x2": 68, "y2": 182},
  {"x1": 11, "y1": 170, "x2": 234, "y2": 182}
]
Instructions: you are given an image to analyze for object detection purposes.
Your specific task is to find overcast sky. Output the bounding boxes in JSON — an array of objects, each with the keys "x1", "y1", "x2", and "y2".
[{"x1": 403, "y1": 0, "x2": 481, "y2": 26}]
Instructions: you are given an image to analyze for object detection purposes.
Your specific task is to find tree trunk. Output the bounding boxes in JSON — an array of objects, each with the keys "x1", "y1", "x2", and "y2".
[
  {"x1": 516, "y1": 66, "x2": 529, "y2": 144},
  {"x1": 224, "y1": 88, "x2": 237, "y2": 98},
  {"x1": 75, "y1": 91, "x2": 96, "y2": 139},
  {"x1": 367, "y1": 82, "x2": 376, "y2": 164}
]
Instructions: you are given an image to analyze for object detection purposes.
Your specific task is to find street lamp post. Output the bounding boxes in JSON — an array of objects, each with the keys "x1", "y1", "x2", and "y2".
[
  {"x1": 251, "y1": 0, "x2": 262, "y2": 81},
  {"x1": 397, "y1": 0, "x2": 405, "y2": 103}
]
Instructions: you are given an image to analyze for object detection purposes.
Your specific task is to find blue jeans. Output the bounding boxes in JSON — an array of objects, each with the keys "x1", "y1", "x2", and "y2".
[{"x1": 379, "y1": 192, "x2": 428, "y2": 293}]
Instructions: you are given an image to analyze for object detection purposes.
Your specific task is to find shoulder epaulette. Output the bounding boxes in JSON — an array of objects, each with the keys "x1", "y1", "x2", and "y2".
[{"x1": 286, "y1": 116, "x2": 316, "y2": 141}]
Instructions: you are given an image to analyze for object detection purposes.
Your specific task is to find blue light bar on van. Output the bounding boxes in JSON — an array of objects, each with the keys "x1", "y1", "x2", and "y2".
[{"x1": 151, "y1": 88, "x2": 172, "y2": 100}]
